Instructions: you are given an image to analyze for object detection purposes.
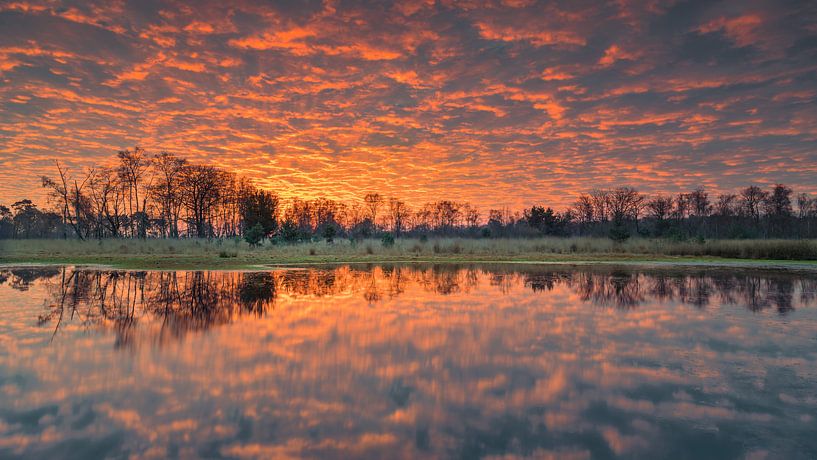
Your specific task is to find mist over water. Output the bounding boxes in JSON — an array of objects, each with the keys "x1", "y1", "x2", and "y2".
[{"x1": 1, "y1": 265, "x2": 816, "y2": 459}]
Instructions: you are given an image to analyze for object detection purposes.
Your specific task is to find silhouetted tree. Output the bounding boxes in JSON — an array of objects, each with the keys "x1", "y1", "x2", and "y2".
[
  {"x1": 689, "y1": 188, "x2": 711, "y2": 217},
  {"x1": 244, "y1": 223, "x2": 265, "y2": 247},
  {"x1": 646, "y1": 195, "x2": 674, "y2": 236},
  {"x1": 741, "y1": 186, "x2": 767, "y2": 222},
  {"x1": 714, "y1": 194, "x2": 738, "y2": 217},
  {"x1": 388, "y1": 198, "x2": 411, "y2": 236},
  {"x1": 364, "y1": 193, "x2": 383, "y2": 229},
  {"x1": 0, "y1": 205, "x2": 12, "y2": 238},
  {"x1": 150, "y1": 152, "x2": 186, "y2": 238},
  {"x1": 87, "y1": 167, "x2": 125, "y2": 238},
  {"x1": 240, "y1": 188, "x2": 280, "y2": 238},
  {"x1": 41, "y1": 160, "x2": 92, "y2": 240},
  {"x1": 524, "y1": 206, "x2": 569, "y2": 235},
  {"x1": 765, "y1": 184, "x2": 793, "y2": 217},
  {"x1": 117, "y1": 147, "x2": 152, "y2": 238},
  {"x1": 280, "y1": 217, "x2": 299, "y2": 242},
  {"x1": 12, "y1": 149, "x2": 817, "y2": 242},
  {"x1": 179, "y1": 165, "x2": 227, "y2": 238}
]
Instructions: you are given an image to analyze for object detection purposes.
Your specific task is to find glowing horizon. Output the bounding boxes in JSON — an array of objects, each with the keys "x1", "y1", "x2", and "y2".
[{"x1": 1, "y1": 0, "x2": 816, "y2": 210}]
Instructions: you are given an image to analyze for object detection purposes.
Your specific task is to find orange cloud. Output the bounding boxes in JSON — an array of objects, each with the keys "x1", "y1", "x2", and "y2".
[
  {"x1": 598, "y1": 44, "x2": 639, "y2": 66},
  {"x1": 229, "y1": 26, "x2": 317, "y2": 54},
  {"x1": 0, "y1": 0, "x2": 815, "y2": 210},
  {"x1": 698, "y1": 14, "x2": 763, "y2": 48},
  {"x1": 474, "y1": 20, "x2": 586, "y2": 47}
]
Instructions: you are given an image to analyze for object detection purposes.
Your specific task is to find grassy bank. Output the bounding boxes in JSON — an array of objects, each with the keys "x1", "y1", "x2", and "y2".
[{"x1": 2, "y1": 237, "x2": 817, "y2": 270}]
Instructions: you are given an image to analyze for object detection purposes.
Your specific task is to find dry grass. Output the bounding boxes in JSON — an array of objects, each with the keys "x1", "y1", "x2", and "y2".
[{"x1": 2, "y1": 237, "x2": 816, "y2": 263}]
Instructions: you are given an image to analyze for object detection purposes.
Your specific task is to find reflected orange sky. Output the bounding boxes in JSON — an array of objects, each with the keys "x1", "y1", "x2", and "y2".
[
  {"x1": 1, "y1": 1, "x2": 816, "y2": 209},
  {"x1": 1, "y1": 265, "x2": 817, "y2": 457}
]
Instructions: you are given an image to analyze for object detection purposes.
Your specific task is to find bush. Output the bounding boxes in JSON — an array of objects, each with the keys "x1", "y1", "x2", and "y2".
[
  {"x1": 322, "y1": 224, "x2": 337, "y2": 243},
  {"x1": 665, "y1": 228, "x2": 687, "y2": 242},
  {"x1": 280, "y1": 219, "x2": 299, "y2": 243},
  {"x1": 244, "y1": 223, "x2": 265, "y2": 247},
  {"x1": 608, "y1": 224, "x2": 630, "y2": 243},
  {"x1": 381, "y1": 233, "x2": 395, "y2": 247}
]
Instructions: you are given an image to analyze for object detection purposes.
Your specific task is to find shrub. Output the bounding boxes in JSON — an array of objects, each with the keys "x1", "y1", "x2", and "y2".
[
  {"x1": 665, "y1": 228, "x2": 687, "y2": 242},
  {"x1": 280, "y1": 219, "x2": 299, "y2": 243},
  {"x1": 244, "y1": 223, "x2": 265, "y2": 247},
  {"x1": 322, "y1": 224, "x2": 337, "y2": 243},
  {"x1": 381, "y1": 233, "x2": 395, "y2": 247},
  {"x1": 608, "y1": 224, "x2": 630, "y2": 243}
]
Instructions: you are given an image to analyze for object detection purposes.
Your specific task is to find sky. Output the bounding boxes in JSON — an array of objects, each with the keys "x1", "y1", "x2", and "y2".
[{"x1": 0, "y1": 0, "x2": 816, "y2": 210}]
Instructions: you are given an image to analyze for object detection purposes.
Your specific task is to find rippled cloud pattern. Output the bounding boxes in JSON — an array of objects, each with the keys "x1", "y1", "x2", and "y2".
[{"x1": 1, "y1": 0, "x2": 816, "y2": 207}]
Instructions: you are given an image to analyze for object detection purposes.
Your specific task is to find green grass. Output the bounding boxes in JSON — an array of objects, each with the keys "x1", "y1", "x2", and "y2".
[{"x1": 1, "y1": 237, "x2": 816, "y2": 270}]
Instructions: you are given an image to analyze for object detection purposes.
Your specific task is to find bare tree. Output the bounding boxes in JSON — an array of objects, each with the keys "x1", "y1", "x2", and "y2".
[
  {"x1": 573, "y1": 194, "x2": 594, "y2": 224},
  {"x1": 117, "y1": 147, "x2": 152, "y2": 237},
  {"x1": 740, "y1": 186, "x2": 767, "y2": 222},
  {"x1": 388, "y1": 198, "x2": 411, "y2": 236},
  {"x1": 178, "y1": 165, "x2": 227, "y2": 238},
  {"x1": 87, "y1": 167, "x2": 126, "y2": 237},
  {"x1": 463, "y1": 204, "x2": 480, "y2": 228},
  {"x1": 434, "y1": 201, "x2": 461, "y2": 231},
  {"x1": 764, "y1": 184, "x2": 793, "y2": 217},
  {"x1": 363, "y1": 193, "x2": 383, "y2": 228},
  {"x1": 590, "y1": 189, "x2": 610, "y2": 222},
  {"x1": 42, "y1": 160, "x2": 92, "y2": 240},
  {"x1": 689, "y1": 188, "x2": 711, "y2": 217},
  {"x1": 150, "y1": 152, "x2": 186, "y2": 238},
  {"x1": 673, "y1": 193, "x2": 690, "y2": 221},
  {"x1": 714, "y1": 194, "x2": 738, "y2": 217},
  {"x1": 646, "y1": 196, "x2": 674, "y2": 221},
  {"x1": 608, "y1": 187, "x2": 643, "y2": 224},
  {"x1": 797, "y1": 194, "x2": 812, "y2": 219}
]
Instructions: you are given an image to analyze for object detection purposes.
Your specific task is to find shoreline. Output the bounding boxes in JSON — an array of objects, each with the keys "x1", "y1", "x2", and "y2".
[
  {"x1": 2, "y1": 255, "x2": 817, "y2": 272},
  {"x1": 3, "y1": 237, "x2": 816, "y2": 271}
]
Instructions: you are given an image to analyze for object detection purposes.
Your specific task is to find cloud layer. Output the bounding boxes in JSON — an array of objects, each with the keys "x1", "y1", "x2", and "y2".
[{"x1": 1, "y1": 0, "x2": 816, "y2": 209}]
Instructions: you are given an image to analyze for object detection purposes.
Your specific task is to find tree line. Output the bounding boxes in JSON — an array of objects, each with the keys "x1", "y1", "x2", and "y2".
[{"x1": 1, "y1": 148, "x2": 816, "y2": 242}]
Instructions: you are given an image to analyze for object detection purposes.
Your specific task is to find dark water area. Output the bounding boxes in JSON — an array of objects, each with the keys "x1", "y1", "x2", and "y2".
[{"x1": 1, "y1": 264, "x2": 816, "y2": 459}]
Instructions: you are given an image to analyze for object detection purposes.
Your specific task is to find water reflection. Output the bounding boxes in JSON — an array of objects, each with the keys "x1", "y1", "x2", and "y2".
[
  {"x1": 1, "y1": 265, "x2": 816, "y2": 459},
  {"x1": 16, "y1": 266, "x2": 817, "y2": 346}
]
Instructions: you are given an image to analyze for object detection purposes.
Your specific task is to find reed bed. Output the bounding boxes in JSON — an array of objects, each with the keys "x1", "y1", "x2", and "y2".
[{"x1": 2, "y1": 237, "x2": 816, "y2": 261}]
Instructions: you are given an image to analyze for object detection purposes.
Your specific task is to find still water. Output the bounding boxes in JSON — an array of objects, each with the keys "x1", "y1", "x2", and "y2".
[{"x1": 0, "y1": 264, "x2": 816, "y2": 459}]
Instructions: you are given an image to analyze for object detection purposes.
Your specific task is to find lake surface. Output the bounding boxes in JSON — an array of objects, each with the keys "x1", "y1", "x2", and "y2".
[{"x1": 1, "y1": 264, "x2": 816, "y2": 459}]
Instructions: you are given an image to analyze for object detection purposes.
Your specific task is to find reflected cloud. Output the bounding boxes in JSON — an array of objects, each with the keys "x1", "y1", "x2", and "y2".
[
  {"x1": 23, "y1": 265, "x2": 817, "y2": 349},
  {"x1": 1, "y1": 265, "x2": 816, "y2": 458}
]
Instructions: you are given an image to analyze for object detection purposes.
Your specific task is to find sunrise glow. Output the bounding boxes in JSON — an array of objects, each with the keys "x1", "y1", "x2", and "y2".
[{"x1": 1, "y1": 0, "x2": 815, "y2": 209}]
